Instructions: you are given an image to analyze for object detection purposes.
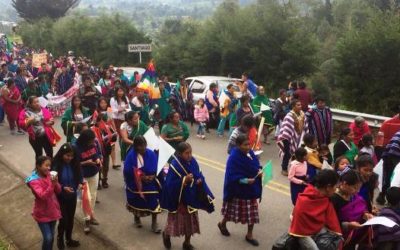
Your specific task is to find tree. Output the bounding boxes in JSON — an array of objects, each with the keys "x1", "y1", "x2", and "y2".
[
  {"x1": 155, "y1": 0, "x2": 318, "y2": 91},
  {"x1": 18, "y1": 14, "x2": 150, "y2": 66},
  {"x1": 12, "y1": 0, "x2": 80, "y2": 21},
  {"x1": 335, "y1": 13, "x2": 400, "y2": 115}
]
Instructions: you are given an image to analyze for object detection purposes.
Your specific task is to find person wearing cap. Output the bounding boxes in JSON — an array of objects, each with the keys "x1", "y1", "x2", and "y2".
[
  {"x1": 349, "y1": 116, "x2": 371, "y2": 147},
  {"x1": 373, "y1": 187, "x2": 400, "y2": 249}
]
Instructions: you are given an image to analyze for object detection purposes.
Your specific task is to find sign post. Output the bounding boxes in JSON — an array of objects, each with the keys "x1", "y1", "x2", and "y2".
[{"x1": 128, "y1": 44, "x2": 152, "y2": 64}]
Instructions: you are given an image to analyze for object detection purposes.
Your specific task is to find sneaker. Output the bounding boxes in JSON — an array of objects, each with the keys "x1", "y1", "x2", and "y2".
[
  {"x1": 10, "y1": 130, "x2": 15, "y2": 135},
  {"x1": 281, "y1": 170, "x2": 288, "y2": 176},
  {"x1": 16, "y1": 130, "x2": 25, "y2": 135},
  {"x1": 201, "y1": 135, "x2": 206, "y2": 139},
  {"x1": 84, "y1": 220, "x2": 91, "y2": 234},
  {"x1": 196, "y1": 134, "x2": 201, "y2": 138},
  {"x1": 0, "y1": 122, "x2": 4, "y2": 126},
  {"x1": 217, "y1": 134, "x2": 223, "y2": 138}
]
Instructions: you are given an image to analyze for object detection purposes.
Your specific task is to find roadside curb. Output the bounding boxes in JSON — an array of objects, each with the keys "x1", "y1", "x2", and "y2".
[{"x1": 0, "y1": 154, "x2": 121, "y2": 250}]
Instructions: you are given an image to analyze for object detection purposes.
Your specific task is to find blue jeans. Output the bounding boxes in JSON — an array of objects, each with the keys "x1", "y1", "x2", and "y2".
[
  {"x1": 217, "y1": 113, "x2": 232, "y2": 135},
  {"x1": 38, "y1": 221, "x2": 56, "y2": 250},
  {"x1": 197, "y1": 122, "x2": 205, "y2": 135},
  {"x1": 0, "y1": 104, "x2": 4, "y2": 123}
]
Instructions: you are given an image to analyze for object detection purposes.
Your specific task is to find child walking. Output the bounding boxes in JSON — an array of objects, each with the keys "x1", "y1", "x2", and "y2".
[
  {"x1": 288, "y1": 147, "x2": 308, "y2": 205},
  {"x1": 194, "y1": 98, "x2": 209, "y2": 139},
  {"x1": 26, "y1": 156, "x2": 61, "y2": 250}
]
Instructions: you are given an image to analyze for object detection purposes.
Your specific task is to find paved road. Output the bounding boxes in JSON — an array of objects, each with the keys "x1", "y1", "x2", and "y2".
[{"x1": 0, "y1": 119, "x2": 293, "y2": 250}]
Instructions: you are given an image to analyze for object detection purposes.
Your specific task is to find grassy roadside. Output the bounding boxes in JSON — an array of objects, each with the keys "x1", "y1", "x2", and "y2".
[{"x1": 0, "y1": 231, "x2": 16, "y2": 250}]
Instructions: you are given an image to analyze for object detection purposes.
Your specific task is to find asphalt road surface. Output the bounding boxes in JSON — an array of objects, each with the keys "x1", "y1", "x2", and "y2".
[{"x1": 0, "y1": 119, "x2": 293, "y2": 250}]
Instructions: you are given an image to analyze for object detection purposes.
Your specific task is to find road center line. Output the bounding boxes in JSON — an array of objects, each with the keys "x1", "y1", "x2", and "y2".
[
  {"x1": 196, "y1": 158, "x2": 291, "y2": 196},
  {"x1": 194, "y1": 154, "x2": 290, "y2": 191}
]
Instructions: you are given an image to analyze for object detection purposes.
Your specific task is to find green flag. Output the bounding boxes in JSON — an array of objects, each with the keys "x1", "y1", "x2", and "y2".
[
  {"x1": 262, "y1": 160, "x2": 273, "y2": 186},
  {"x1": 6, "y1": 36, "x2": 13, "y2": 52}
]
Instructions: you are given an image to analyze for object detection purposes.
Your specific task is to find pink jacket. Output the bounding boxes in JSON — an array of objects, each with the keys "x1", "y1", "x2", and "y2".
[
  {"x1": 288, "y1": 160, "x2": 307, "y2": 184},
  {"x1": 194, "y1": 105, "x2": 209, "y2": 122},
  {"x1": 27, "y1": 174, "x2": 62, "y2": 223},
  {"x1": 19, "y1": 107, "x2": 56, "y2": 142}
]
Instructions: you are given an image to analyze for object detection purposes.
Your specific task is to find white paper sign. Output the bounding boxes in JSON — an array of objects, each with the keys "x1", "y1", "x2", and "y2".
[
  {"x1": 322, "y1": 160, "x2": 333, "y2": 170},
  {"x1": 95, "y1": 86, "x2": 102, "y2": 93},
  {"x1": 38, "y1": 96, "x2": 49, "y2": 108},
  {"x1": 144, "y1": 127, "x2": 159, "y2": 151},
  {"x1": 81, "y1": 115, "x2": 92, "y2": 124},
  {"x1": 260, "y1": 102, "x2": 271, "y2": 112},
  {"x1": 361, "y1": 216, "x2": 398, "y2": 228},
  {"x1": 374, "y1": 159, "x2": 384, "y2": 192},
  {"x1": 157, "y1": 137, "x2": 175, "y2": 175}
]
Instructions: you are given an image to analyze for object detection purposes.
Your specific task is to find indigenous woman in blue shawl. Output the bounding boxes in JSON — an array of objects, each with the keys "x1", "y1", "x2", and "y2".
[
  {"x1": 218, "y1": 135, "x2": 263, "y2": 247},
  {"x1": 123, "y1": 136, "x2": 162, "y2": 233},
  {"x1": 161, "y1": 142, "x2": 214, "y2": 250}
]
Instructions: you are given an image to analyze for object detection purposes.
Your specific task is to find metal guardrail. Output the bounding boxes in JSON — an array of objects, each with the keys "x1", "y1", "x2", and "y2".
[
  {"x1": 269, "y1": 98, "x2": 390, "y2": 128},
  {"x1": 330, "y1": 108, "x2": 390, "y2": 128}
]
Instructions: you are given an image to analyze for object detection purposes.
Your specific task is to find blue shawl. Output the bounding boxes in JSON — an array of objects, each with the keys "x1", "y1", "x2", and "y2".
[
  {"x1": 223, "y1": 148, "x2": 262, "y2": 201},
  {"x1": 123, "y1": 148, "x2": 161, "y2": 212},
  {"x1": 161, "y1": 156, "x2": 215, "y2": 213}
]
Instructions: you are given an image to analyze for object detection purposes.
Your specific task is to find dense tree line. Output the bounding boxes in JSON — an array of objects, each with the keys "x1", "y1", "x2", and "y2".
[
  {"x1": 15, "y1": 0, "x2": 400, "y2": 116},
  {"x1": 17, "y1": 14, "x2": 151, "y2": 66},
  {"x1": 154, "y1": 0, "x2": 400, "y2": 116}
]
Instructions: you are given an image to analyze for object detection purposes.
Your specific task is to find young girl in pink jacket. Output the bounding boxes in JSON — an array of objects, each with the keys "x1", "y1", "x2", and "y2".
[
  {"x1": 26, "y1": 156, "x2": 61, "y2": 250},
  {"x1": 194, "y1": 98, "x2": 209, "y2": 139}
]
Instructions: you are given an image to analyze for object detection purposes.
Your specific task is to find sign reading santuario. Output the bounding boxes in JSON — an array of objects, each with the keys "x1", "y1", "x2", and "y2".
[{"x1": 128, "y1": 44, "x2": 152, "y2": 52}]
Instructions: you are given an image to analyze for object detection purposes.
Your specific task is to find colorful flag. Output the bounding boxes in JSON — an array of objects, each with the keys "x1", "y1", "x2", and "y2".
[
  {"x1": 82, "y1": 182, "x2": 93, "y2": 218},
  {"x1": 137, "y1": 59, "x2": 160, "y2": 99},
  {"x1": 262, "y1": 160, "x2": 273, "y2": 186}
]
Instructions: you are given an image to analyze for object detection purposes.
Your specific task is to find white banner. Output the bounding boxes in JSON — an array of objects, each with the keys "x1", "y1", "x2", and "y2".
[{"x1": 157, "y1": 137, "x2": 175, "y2": 175}]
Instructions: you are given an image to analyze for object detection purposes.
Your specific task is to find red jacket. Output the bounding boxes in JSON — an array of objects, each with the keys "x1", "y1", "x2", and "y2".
[
  {"x1": 349, "y1": 121, "x2": 371, "y2": 146},
  {"x1": 27, "y1": 174, "x2": 62, "y2": 223},
  {"x1": 379, "y1": 115, "x2": 400, "y2": 146},
  {"x1": 290, "y1": 185, "x2": 342, "y2": 237}
]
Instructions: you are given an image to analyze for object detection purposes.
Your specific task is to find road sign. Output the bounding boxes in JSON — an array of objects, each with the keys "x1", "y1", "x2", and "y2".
[{"x1": 128, "y1": 44, "x2": 152, "y2": 53}]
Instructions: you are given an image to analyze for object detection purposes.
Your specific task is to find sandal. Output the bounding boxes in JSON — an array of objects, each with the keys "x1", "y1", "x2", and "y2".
[
  {"x1": 162, "y1": 231, "x2": 171, "y2": 249},
  {"x1": 245, "y1": 237, "x2": 259, "y2": 246},
  {"x1": 217, "y1": 222, "x2": 230, "y2": 236}
]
